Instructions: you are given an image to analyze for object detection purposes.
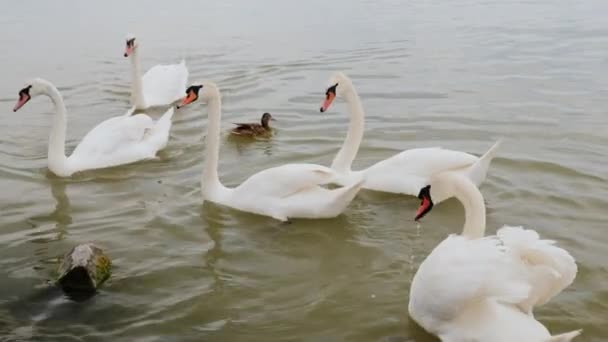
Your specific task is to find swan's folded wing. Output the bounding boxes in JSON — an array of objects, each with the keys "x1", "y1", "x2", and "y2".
[
  {"x1": 363, "y1": 147, "x2": 479, "y2": 195},
  {"x1": 497, "y1": 226, "x2": 577, "y2": 312},
  {"x1": 71, "y1": 115, "x2": 155, "y2": 158},
  {"x1": 142, "y1": 60, "x2": 188, "y2": 107},
  {"x1": 234, "y1": 163, "x2": 338, "y2": 198},
  {"x1": 409, "y1": 235, "x2": 530, "y2": 326}
]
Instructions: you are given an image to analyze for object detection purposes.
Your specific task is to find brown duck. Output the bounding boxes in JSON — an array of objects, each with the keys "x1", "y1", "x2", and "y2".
[{"x1": 231, "y1": 112, "x2": 275, "y2": 137}]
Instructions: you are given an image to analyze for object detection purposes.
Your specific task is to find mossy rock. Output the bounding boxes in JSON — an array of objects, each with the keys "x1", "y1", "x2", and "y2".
[{"x1": 56, "y1": 243, "x2": 111, "y2": 301}]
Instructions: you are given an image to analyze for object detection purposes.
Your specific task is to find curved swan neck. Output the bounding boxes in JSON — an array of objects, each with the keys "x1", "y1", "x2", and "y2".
[
  {"x1": 331, "y1": 84, "x2": 364, "y2": 173},
  {"x1": 41, "y1": 82, "x2": 69, "y2": 173},
  {"x1": 202, "y1": 87, "x2": 226, "y2": 195},
  {"x1": 129, "y1": 48, "x2": 145, "y2": 108},
  {"x1": 450, "y1": 175, "x2": 486, "y2": 239}
]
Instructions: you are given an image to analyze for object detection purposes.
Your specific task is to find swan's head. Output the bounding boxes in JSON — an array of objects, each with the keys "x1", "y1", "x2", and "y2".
[
  {"x1": 13, "y1": 78, "x2": 48, "y2": 112},
  {"x1": 320, "y1": 72, "x2": 353, "y2": 113},
  {"x1": 124, "y1": 34, "x2": 138, "y2": 57},
  {"x1": 414, "y1": 185, "x2": 434, "y2": 221},
  {"x1": 414, "y1": 172, "x2": 467, "y2": 220},
  {"x1": 177, "y1": 82, "x2": 219, "y2": 109}
]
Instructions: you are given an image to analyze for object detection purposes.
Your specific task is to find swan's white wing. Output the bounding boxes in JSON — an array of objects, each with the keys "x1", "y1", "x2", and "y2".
[
  {"x1": 363, "y1": 147, "x2": 478, "y2": 195},
  {"x1": 497, "y1": 226, "x2": 577, "y2": 312},
  {"x1": 141, "y1": 107, "x2": 174, "y2": 151},
  {"x1": 234, "y1": 163, "x2": 337, "y2": 198},
  {"x1": 142, "y1": 60, "x2": 188, "y2": 107},
  {"x1": 69, "y1": 114, "x2": 157, "y2": 170},
  {"x1": 409, "y1": 235, "x2": 530, "y2": 329}
]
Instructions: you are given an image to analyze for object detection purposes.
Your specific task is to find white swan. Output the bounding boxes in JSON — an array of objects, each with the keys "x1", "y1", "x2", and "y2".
[
  {"x1": 124, "y1": 34, "x2": 188, "y2": 111},
  {"x1": 408, "y1": 172, "x2": 580, "y2": 342},
  {"x1": 13, "y1": 78, "x2": 174, "y2": 177},
  {"x1": 320, "y1": 72, "x2": 500, "y2": 204},
  {"x1": 177, "y1": 82, "x2": 363, "y2": 221}
]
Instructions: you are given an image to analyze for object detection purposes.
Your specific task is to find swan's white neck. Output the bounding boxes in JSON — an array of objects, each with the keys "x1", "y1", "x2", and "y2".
[
  {"x1": 129, "y1": 48, "x2": 146, "y2": 109},
  {"x1": 41, "y1": 82, "x2": 70, "y2": 175},
  {"x1": 201, "y1": 88, "x2": 230, "y2": 198},
  {"x1": 449, "y1": 174, "x2": 486, "y2": 239},
  {"x1": 331, "y1": 85, "x2": 364, "y2": 173}
]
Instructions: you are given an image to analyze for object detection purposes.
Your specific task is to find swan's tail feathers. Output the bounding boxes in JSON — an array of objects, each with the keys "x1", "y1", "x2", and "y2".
[
  {"x1": 545, "y1": 329, "x2": 582, "y2": 342},
  {"x1": 158, "y1": 106, "x2": 175, "y2": 125},
  {"x1": 328, "y1": 177, "x2": 364, "y2": 215},
  {"x1": 467, "y1": 139, "x2": 502, "y2": 186},
  {"x1": 149, "y1": 107, "x2": 174, "y2": 150},
  {"x1": 497, "y1": 226, "x2": 577, "y2": 311}
]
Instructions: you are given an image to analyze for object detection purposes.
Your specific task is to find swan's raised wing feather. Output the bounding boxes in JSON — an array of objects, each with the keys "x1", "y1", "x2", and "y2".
[
  {"x1": 497, "y1": 226, "x2": 577, "y2": 312},
  {"x1": 234, "y1": 163, "x2": 337, "y2": 198},
  {"x1": 363, "y1": 147, "x2": 478, "y2": 195},
  {"x1": 142, "y1": 60, "x2": 188, "y2": 107},
  {"x1": 409, "y1": 235, "x2": 530, "y2": 328}
]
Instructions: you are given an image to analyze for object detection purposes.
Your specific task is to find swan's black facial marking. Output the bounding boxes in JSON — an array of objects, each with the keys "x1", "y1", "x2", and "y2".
[
  {"x1": 124, "y1": 38, "x2": 136, "y2": 57},
  {"x1": 19, "y1": 85, "x2": 32, "y2": 97},
  {"x1": 14, "y1": 85, "x2": 32, "y2": 112},
  {"x1": 325, "y1": 83, "x2": 338, "y2": 97},
  {"x1": 177, "y1": 85, "x2": 204, "y2": 108},
  {"x1": 186, "y1": 85, "x2": 203, "y2": 95},
  {"x1": 414, "y1": 185, "x2": 434, "y2": 221},
  {"x1": 320, "y1": 83, "x2": 338, "y2": 113}
]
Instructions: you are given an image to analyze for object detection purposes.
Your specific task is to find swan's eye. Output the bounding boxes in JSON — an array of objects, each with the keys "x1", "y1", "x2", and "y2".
[{"x1": 126, "y1": 38, "x2": 135, "y2": 47}]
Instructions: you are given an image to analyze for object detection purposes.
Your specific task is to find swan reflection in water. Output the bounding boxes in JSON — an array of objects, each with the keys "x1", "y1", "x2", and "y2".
[{"x1": 28, "y1": 176, "x2": 72, "y2": 245}]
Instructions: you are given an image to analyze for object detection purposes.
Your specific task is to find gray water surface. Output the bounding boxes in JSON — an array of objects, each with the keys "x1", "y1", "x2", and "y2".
[{"x1": 0, "y1": 1, "x2": 607, "y2": 341}]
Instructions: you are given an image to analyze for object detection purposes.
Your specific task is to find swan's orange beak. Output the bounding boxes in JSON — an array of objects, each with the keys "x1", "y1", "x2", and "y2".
[
  {"x1": 177, "y1": 91, "x2": 197, "y2": 109},
  {"x1": 414, "y1": 185, "x2": 434, "y2": 221},
  {"x1": 320, "y1": 92, "x2": 335, "y2": 113},
  {"x1": 124, "y1": 45, "x2": 133, "y2": 57},
  {"x1": 13, "y1": 92, "x2": 30, "y2": 112}
]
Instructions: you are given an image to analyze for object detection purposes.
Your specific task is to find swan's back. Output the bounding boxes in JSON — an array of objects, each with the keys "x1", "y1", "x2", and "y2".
[
  {"x1": 363, "y1": 147, "x2": 478, "y2": 195},
  {"x1": 67, "y1": 114, "x2": 162, "y2": 172},
  {"x1": 234, "y1": 163, "x2": 336, "y2": 198}
]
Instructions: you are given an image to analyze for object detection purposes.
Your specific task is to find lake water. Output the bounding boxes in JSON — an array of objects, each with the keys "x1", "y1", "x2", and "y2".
[{"x1": 0, "y1": 0, "x2": 607, "y2": 341}]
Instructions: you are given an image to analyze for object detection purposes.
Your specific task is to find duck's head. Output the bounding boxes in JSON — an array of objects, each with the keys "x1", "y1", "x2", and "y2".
[
  {"x1": 177, "y1": 82, "x2": 219, "y2": 109},
  {"x1": 261, "y1": 112, "x2": 276, "y2": 127},
  {"x1": 13, "y1": 78, "x2": 49, "y2": 112},
  {"x1": 124, "y1": 34, "x2": 138, "y2": 57},
  {"x1": 320, "y1": 72, "x2": 353, "y2": 113}
]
